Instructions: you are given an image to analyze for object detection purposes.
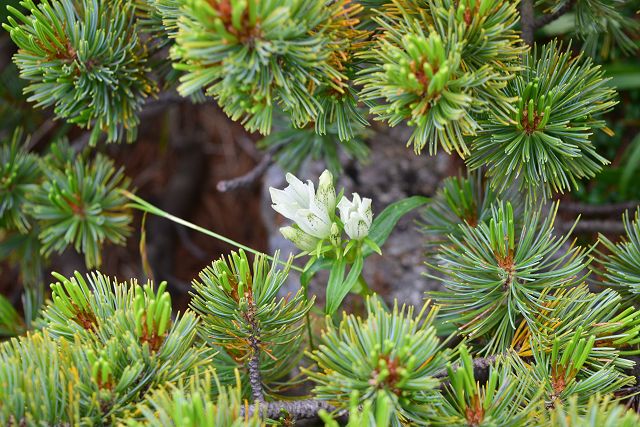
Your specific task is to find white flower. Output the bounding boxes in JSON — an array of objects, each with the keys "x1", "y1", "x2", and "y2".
[
  {"x1": 337, "y1": 193, "x2": 373, "y2": 240},
  {"x1": 269, "y1": 172, "x2": 333, "y2": 239},
  {"x1": 280, "y1": 226, "x2": 319, "y2": 252}
]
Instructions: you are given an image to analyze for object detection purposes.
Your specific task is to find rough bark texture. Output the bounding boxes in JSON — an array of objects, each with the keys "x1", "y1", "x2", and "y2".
[
  {"x1": 248, "y1": 343, "x2": 265, "y2": 404},
  {"x1": 246, "y1": 298, "x2": 265, "y2": 404},
  {"x1": 246, "y1": 399, "x2": 338, "y2": 420}
]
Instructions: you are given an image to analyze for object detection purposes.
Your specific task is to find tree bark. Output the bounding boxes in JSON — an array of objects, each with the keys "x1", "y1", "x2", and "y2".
[{"x1": 520, "y1": 0, "x2": 536, "y2": 45}]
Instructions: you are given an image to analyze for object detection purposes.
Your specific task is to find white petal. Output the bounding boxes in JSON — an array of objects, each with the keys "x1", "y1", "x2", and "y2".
[
  {"x1": 344, "y1": 215, "x2": 360, "y2": 240},
  {"x1": 359, "y1": 197, "x2": 373, "y2": 226},
  {"x1": 337, "y1": 196, "x2": 354, "y2": 222},
  {"x1": 296, "y1": 209, "x2": 332, "y2": 238},
  {"x1": 284, "y1": 173, "x2": 313, "y2": 208},
  {"x1": 270, "y1": 191, "x2": 298, "y2": 221},
  {"x1": 355, "y1": 219, "x2": 369, "y2": 239}
]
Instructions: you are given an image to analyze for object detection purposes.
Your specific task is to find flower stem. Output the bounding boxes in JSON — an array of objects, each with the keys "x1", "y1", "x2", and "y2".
[
  {"x1": 303, "y1": 283, "x2": 315, "y2": 350},
  {"x1": 122, "y1": 190, "x2": 303, "y2": 272}
]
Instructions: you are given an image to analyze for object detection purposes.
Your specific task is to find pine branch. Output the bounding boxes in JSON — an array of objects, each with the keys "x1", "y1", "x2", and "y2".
[
  {"x1": 469, "y1": 42, "x2": 616, "y2": 199},
  {"x1": 430, "y1": 202, "x2": 588, "y2": 354},
  {"x1": 307, "y1": 297, "x2": 450, "y2": 424},
  {"x1": 246, "y1": 298, "x2": 265, "y2": 404},
  {"x1": 534, "y1": 0, "x2": 576, "y2": 29},
  {"x1": 191, "y1": 251, "x2": 313, "y2": 400},
  {"x1": 246, "y1": 399, "x2": 339, "y2": 420}
]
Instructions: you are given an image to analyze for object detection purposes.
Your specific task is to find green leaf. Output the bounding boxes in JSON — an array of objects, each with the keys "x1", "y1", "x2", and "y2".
[
  {"x1": 363, "y1": 196, "x2": 429, "y2": 256},
  {"x1": 325, "y1": 258, "x2": 347, "y2": 314},
  {"x1": 301, "y1": 257, "x2": 333, "y2": 288},
  {"x1": 326, "y1": 255, "x2": 364, "y2": 314}
]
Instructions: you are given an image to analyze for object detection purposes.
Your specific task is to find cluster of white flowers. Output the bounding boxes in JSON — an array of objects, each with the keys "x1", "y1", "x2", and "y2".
[{"x1": 269, "y1": 170, "x2": 373, "y2": 252}]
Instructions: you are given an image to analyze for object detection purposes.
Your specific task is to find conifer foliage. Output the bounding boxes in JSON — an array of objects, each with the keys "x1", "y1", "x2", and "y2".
[
  {"x1": 3, "y1": 0, "x2": 156, "y2": 144},
  {"x1": 1, "y1": 0, "x2": 640, "y2": 425}
]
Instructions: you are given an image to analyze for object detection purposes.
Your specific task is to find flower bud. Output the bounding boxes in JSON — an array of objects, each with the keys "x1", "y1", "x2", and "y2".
[
  {"x1": 317, "y1": 169, "x2": 336, "y2": 212},
  {"x1": 330, "y1": 222, "x2": 341, "y2": 247},
  {"x1": 280, "y1": 226, "x2": 318, "y2": 252}
]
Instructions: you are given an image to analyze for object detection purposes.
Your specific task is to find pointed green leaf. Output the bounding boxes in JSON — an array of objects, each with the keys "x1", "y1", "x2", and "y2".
[
  {"x1": 326, "y1": 255, "x2": 364, "y2": 314},
  {"x1": 363, "y1": 196, "x2": 429, "y2": 256}
]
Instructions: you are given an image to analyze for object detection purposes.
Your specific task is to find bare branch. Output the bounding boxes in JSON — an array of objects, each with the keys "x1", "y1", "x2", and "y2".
[
  {"x1": 26, "y1": 119, "x2": 57, "y2": 150},
  {"x1": 141, "y1": 91, "x2": 187, "y2": 116},
  {"x1": 246, "y1": 299, "x2": 265, "y2": 404},
  {"x1": 247, "y1": 399, "x2": 339, "y2": 420},
  {"x1": 216, "y1": 153, "x2": 273, "y2": 192}
]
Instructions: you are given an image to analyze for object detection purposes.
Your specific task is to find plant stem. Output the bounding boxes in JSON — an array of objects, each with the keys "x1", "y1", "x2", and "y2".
[
  {"x1": 122, "y1": 190, "x2": 303, "y2": 272},
  {"x1": 305, "y1": 311, "x2": 315, "y2": 351},
  {"x1": 303, "y1": 284, "x2": 315, "y2": 350}
]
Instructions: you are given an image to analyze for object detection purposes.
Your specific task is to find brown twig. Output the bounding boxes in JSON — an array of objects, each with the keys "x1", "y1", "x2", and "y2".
[
  {"x1": 216, "y1": 153, "x2": 273, "y2": 192},
  {"x1": 247, "y1": 399, "x2": 339, "y2": 420},
  {"x1": 175, "y1": 226, "x2": 207, "y2": 260},
  {"x1": 246, "y1": 297, "x2": 265, "y2": 404},
  {"x1": 534, "y1": 0, "x2": 576, "y2": 29}
]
